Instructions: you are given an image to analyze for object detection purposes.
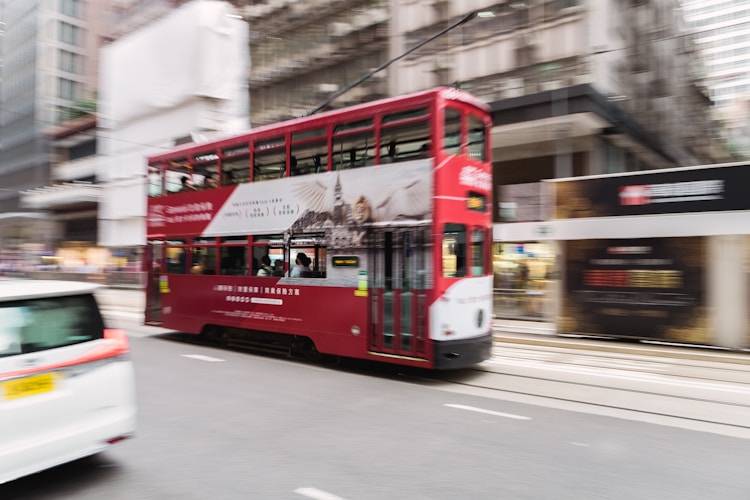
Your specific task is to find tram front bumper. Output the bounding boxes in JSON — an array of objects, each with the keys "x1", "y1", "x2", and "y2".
[{"x1": 433, "y1": 332, "x2": 493, "y2": 370}]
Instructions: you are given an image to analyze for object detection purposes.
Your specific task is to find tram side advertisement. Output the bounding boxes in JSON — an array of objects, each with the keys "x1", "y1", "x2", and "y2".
[{"x1": 560, "y1": 237, "x2": 708, "y2": 344}]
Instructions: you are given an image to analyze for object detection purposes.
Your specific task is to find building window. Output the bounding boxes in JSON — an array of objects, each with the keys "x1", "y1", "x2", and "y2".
[
  {"x1": 60, "y1": 22, "x2": 81, "y2": 46},
  {"x1": 59, "y1": 50, "x2": 81, "y2": 74},
  {"x1": 60, "y1": 0, "x2": 82, "y2": 18},
  {"x1": 58, "y1": 78, "x2": 79, "y2": 100}
]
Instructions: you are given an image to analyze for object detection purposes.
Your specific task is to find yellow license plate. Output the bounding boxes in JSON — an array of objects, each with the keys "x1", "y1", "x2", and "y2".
[{"x1": 3, "y1": 373, "x2": 58, "y2": 401}]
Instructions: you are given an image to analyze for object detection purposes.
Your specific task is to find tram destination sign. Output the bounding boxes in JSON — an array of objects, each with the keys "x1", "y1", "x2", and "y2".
[
  {"x1": 553, "y1": 163, "x2": 750, "y2": 219},
  {"x1": 332, "y1": 256, "x2": 360, "y2": 267},
  {"x1": 466, "y1": 191, "x2": 488, "y2": 212}
]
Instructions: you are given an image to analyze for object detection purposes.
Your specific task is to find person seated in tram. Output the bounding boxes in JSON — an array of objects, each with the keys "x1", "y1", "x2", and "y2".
[
  {"x1": 190, "y1": 255, "x2": 207, "y2": 274},
  {"x1": 256, "y1": 255, "x2": 273, "y2": 276},
  {"x1": 180, "y1": 175, "x2": 197, "y2": 192},
  {"x1": 223, "y1": 170, "x2": 238, "y2": 186},
  {"x1": 381, "y1": 140, "x2": 399, "y2": 164},
  {"x1": 313, "y1": 154, "x2": 323, "y2": 173},
  {"x1": 346, "y1": 147, "x2": 364, "y2": 169},
  {"x1": 290, "y1": 252, "x2": 311, "y2": 277},
  {"x1": 272, "y1": 260, "x2": 284, "y2": 276},
  {"x1": 203, "y1": 173, "x2": 218, "y2": 189}
]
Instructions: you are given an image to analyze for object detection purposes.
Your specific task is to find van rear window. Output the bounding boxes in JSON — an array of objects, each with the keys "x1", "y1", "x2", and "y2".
[{"x1": 0, "y1": 294, "x2": 105, "y2": 357}]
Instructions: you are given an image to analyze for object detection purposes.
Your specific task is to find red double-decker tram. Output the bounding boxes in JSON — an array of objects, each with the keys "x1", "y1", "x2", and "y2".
[{"x1": 145, "y1": 87, "x2": 493, "y2": 369}]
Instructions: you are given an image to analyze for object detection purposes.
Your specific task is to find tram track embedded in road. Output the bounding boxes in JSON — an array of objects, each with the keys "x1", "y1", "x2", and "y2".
[{"x1": 418, "y1": 349, "x2": 750, "y2": 435}]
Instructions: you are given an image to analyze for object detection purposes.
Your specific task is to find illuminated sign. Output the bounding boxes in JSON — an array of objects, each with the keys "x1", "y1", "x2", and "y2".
[
  {"x1": 562, "y1": 237, "x2": 707, "y2": 343},
  {"x1": 467, "y1": 191, "x2": 487, "y2": 212},
  {"x1": 619, "y1": 180, "x2": 724, "y2": 206},
  {"x1": 554, "y1": 163, "x2": 750, "y2": 219},
  {"x1": 333, "y1": 256, "x2": 360, "y2": 267}
]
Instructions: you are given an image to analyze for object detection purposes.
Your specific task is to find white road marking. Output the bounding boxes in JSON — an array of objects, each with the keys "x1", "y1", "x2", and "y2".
[
  {"x1": 295, "y1": 487, "x2": 347, "y2": 500},
  {"x1": 570, "y1": 442, "x2": 590, "y2": 447},
  {"x1": 444, "y1": 403, "x2": 531, "y2": 420},
  {"x1": 181, "y1": 354, "x2": 225, "y2": 362}
]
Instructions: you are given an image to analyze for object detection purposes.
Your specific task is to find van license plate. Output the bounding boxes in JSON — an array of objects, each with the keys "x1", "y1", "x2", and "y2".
[{"x1": 3, "y1": 373, "x2": 57, "y2": 400}]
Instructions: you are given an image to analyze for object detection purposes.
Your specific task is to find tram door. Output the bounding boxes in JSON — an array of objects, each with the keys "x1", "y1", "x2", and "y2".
[
  {"x1": 145, "y1": 241, "x2": 163, "y2": 325},
  {"x1": 368, "y1": 227, "x2": 429, "y2": 359}
]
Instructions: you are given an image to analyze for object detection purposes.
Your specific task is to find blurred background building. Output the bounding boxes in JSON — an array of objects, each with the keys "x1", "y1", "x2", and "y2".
[
  {"x1": 0, "y1": 0, "x2": 185, "y2": 269},
  {"x1": 682, "y1": 0, "x2": 750, "y2": 159},
  {"x1": 0, "y1": 0, "x2": 116, "y2": 268},
  {"x1": 0, "y1": 0, "x2": 741, "y2": 318},
  {"x1": 8, "y1": 0, "x2": 247, "y2": 276}
]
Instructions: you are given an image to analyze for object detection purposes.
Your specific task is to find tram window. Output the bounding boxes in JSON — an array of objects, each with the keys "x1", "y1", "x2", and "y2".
[
  {"x1": 291, "y1": 138, "x2": 328, "y2": 176},
  {"x1": 255, "y1": 136, "x2": 285, "y2": 149},
  {"x1": 383, "y1": 107, "x2": 427, "y2": 124},
  {"x1": 251, "y1": 247, "x2": 282, "y2": 277},
  {"x1": 194, "y1": 153, "x2": 219, "y2": 189},
  {"x1": 252, "y1": 234, "x2": 284, "y2": 276},
  {"x1": 470, "y1": 228, "x2": 486, "y2": 277},
  {"x1": 442, "y1": 224, "x2": 466, "y2": 278},
  {"x1": 444, "y1": 108, "x2": 461, "y2": 155},
  {"x1": 222, "y1": 144, "x2": 249, "y2": 157},
  {"x1": 292, "y1": 127, "x2": 326, "y2": 142},
  {"x1": 332, "y1": 131, "x2": 375, "y2": 170},
  {"x1": 165, "y1": 239, "x2": 187, "y2": 274},
  {"x1": 402, "y1": 232, "x2": 411, "y2": 291},
  {"x1": 254, "y1": 137, "x2": 286, "y2": 180},
  {"x1": 165, "y1": 157, "x2": 192, "y2": 193},
  {"x1": 289, "y1": 234, "x2": 326, "y2": 278},
  {"x1": 191, "y1": 246, "x2": 217, "y2": 275},
  {"x1": 223, "y1": 155, "x2": 249, "y2": 184},
  {"x1": 468, "y1": 115, "x2": 486, "y2": 161},
  {"x1": 148, "y1": 167, "x2": 163, "y2": 196},
  {"x1": 220, "y1": 236, "x2": 248, "y2": 275},
  {"x1": 334, "y1": 118, "x2": 373, "y2": 133},
  {"x1": 381, "y1": 120, "x2": 430, "y2": 163}
]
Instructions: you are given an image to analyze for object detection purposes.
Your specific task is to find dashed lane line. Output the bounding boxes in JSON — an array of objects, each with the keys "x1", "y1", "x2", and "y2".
[
  {"x1": 444, "y1": 403, "x2": 531, "y2": 420},
  {"x1": 180, "y1": 354, "x2": 226, "y2": 362},
  {"x1": 294, "y1": 487, "x2": 348, "y2": 500}
]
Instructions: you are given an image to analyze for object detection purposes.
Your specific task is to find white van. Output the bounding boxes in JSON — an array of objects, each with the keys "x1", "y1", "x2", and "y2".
[{"x1": 0, "y1": 280, "x2": 137, "y2": 484}]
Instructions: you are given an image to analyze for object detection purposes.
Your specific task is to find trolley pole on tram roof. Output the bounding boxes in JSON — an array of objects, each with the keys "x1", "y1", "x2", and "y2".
[{"x1": 306, "y1": 8, "x2": 493, "y2": 116}]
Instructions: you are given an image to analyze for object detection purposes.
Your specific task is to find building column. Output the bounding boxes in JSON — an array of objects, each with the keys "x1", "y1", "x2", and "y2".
[{"x1": 707, "y1": 235, "x2": 748, "y2": 349}]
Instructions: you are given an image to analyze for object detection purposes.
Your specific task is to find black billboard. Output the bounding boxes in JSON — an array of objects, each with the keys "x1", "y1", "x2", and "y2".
[
  {"x1": 554, "y1": 163, "x2": 750, "y2": 219},
  {"x1": 561, "y1": 237, "x2": 709, "y2": 344}
]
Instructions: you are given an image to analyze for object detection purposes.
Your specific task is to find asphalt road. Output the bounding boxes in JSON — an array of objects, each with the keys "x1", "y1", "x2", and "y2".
[{"x1": 2, "y1": 322, "x2": 749, "y2": 500}]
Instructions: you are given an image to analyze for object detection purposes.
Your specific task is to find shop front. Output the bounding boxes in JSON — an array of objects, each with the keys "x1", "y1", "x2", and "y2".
[
  {"x1": 493, "y1": 180, "x2": 559, "y2": 322},
  {"x1": 492, "y1": 241, "x2": 557, "y2": 320},
  {"x1": 549, "y1": 162, "x2": 750, "y2": 349}
]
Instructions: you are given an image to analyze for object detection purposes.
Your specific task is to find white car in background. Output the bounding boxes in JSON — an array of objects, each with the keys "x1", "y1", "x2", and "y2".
[{"x1": 0, "y1": 280, "x2": 136, "y2": 484}]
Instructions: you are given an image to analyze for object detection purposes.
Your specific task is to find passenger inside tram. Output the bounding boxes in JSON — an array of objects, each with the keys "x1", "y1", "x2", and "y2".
[
  {"x1": 204, "y1": 173, "x2": 218, "y2": 189},
  {"x1": 256, "y1": 255, "x2": 273, "y2": 276}
]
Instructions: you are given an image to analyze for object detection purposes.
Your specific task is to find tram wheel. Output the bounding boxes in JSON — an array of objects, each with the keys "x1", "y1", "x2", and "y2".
[{"x1": 291, "y1": 336, "x2": 319, "y2": 359}]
